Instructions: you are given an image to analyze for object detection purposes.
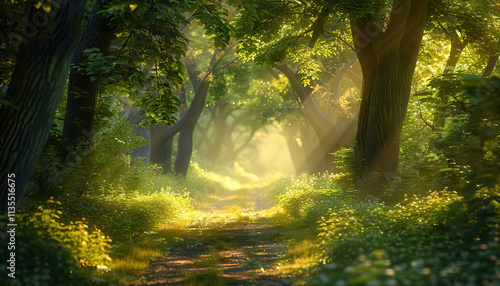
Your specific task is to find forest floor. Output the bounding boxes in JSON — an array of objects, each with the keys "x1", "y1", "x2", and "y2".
[{"x1": 137, "y1": 187, "x2": 293, "y2": 286}]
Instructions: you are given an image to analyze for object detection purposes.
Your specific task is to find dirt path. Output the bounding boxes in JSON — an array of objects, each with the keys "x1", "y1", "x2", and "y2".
[{"x1": 138, "y1": 188, "x2": 292, "y2": 286}]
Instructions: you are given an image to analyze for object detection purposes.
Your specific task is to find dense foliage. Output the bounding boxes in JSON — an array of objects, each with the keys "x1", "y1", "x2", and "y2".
[
  {"x1": 309, "y1": 187, "x2": 500, "y2": 285},
  {"x1": 0, "y1": 200, "x2": 112, "y2": 285}
]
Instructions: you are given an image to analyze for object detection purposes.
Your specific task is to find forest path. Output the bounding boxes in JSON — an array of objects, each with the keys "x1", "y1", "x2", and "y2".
[{"x1": 138, "y1": 187, "x2": 292, "y2": 286}]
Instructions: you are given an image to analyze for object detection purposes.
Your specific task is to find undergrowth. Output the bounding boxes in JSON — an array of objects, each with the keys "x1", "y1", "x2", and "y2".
[
  {"x1": 271, "y1": 172, "x2": 500, "y2": 285},
  {"x1": 0, "y1": 200, "x2": 112, "y2": 285}
]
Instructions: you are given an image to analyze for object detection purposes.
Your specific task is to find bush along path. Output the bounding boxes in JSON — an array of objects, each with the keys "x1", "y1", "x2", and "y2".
[{"x1": 138, "y1": 187, "x2": 292, "y2": 286}]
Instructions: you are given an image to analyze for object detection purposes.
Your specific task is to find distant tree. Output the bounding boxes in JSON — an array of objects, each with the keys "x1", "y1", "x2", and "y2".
[
  {"x1": 143, "y1": 47, "x2": 234, "y2": 176},
  {"x1": 276, "y1": 61, "x2": 358, "y2": 173},
  {"x1": 195, "y1": 62, "x2": 290, "y2": 169},
  {"x1": 62, "y1": 0, "x2": 233, "y2": 165}
]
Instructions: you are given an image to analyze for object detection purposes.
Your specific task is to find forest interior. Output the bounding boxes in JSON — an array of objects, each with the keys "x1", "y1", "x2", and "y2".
[{"x1": 1, "y1": 0, "x2": 500, "y2": 285}]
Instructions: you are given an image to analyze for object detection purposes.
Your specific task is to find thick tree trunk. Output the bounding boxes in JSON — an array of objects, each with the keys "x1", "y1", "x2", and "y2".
[
  {"x1": 132, "y1": 126, "x2": 151, "y2": 162},
  {"x1": 352, "y1": 0, "x2": 428, "y2": 184},
  {"x1": 0, "y1": 1, "x2": 87, "y2": 212},
  {"x1": 62, "y1": 1, "x2": 113, "y2": 158},
  {"x1": 126, "y1": 107, "x2": 151, "y2": 162}
]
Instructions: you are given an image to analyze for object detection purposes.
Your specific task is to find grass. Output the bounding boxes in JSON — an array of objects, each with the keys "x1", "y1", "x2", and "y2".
[
  {"x1": 183, "y1": 268, "x2": 234, "y2": 286},
  {"x1": 107, "y1": 231, "x2": 169, "y2": 284}
]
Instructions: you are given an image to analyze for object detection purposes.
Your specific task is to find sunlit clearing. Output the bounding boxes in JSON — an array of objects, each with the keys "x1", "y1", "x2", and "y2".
[{"x1": 241, "y1": 123, "x2": 295, "y2": 180}]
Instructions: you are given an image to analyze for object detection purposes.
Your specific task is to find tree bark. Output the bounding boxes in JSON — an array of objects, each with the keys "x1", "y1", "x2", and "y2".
[
  {"x1": 126, "y1": 107, "x2": 151, "y2": 162},
  {"x1": 174, "y1": 81, "x2": 210, "y2": 175},
  {"x1": 282, "y1": 120, "x2": 308, "y2": 175},
  {"x1": 170, "y1": 50, "x2": 234, "y2": 176},
  {"x1": 352, "y1": 0, "x2": 429, "y2": 183},
  {"x1": 174, "y1": 124, "x2": 196, "y2": 176},
  {"x1": 150, "y1": 124, "x2": 173, "y2": 173},
  {"x1": 0, "y1": 1, "x2": 88, "y2": 212},
  {"x1": 207, "y1": 102, "x2": 230, "y2": 164},
  {"x1": 157, "y1": 51, "x2": 220, "y2": 146},
  {"x1": 172, "y1": 60, "x2": 213, "y2": 176},
  {"x1": 62, "y1": 0, "x2": 114, "y2": 158}
]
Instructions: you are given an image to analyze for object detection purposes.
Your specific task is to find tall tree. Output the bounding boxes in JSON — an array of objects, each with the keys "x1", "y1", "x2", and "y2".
[
  {"x1": 144, "y1": 48, "x2": 232, "y2": 176},
  {"x1": 62, "y1": 0, "x2": 114, "y2": 158},
  {"x1": 174, "y1": 50, "x2": 232, "y2": 175},
  {"x1": 351, "y1": 0, "x2": 429, "y2": 183},
  {"x1": 234, "y1": 0, "x2": 431, "y2": 185},
  {"x1": 0, "y1": 0, "x2": 88, "y2": 212}
]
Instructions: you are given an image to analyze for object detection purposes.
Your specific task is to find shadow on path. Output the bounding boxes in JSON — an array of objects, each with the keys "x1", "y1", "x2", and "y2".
[{"x1": 138, "y1": 188, "x2": 292, "y2": 286}]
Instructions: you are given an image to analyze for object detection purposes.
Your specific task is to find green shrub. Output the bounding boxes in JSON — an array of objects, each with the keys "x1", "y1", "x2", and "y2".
[
  {"x1": 0, "y1": 201, "x2": 112, "y2": 285},
  {"x1": 308, "y1": 188, "x2": 500, "y2": 285},
  {"x1": 276, "y1": 174, "x2": 351, "y2": 227},
  {"x1": 58, "y1": 188, "x2": 192, "y2": 242}
]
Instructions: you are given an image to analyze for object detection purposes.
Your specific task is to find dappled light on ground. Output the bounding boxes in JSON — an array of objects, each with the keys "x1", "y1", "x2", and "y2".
[{"x1": 137, "y1": 185, "x2": 292, "y2": 285}]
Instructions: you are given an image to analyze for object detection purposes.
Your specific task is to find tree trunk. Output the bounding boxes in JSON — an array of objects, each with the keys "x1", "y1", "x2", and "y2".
[
  {"x1": 482, "y1": 39, "x2": 500, "y2": 77},
  {"x1": 432, "y1": 40, "x2": 466, "y2": 137},
  {"x1": 0, "y1": 1, "x2": 87, "y2": 212},
  {"x1": 207, "y1": 102, "x2": 230, "y2": 164},
  {"x1": 174, "y1": 124, "x2": 195, "y2": 176},
  {"x1": 282, "y1": 120, "x2": 308, "y2": 175},
  {"x1": 300, "y1": 122, "x2": 318, "y2": 174},
  {"x1": 126, "y1": 107, "x2": 151, "y2": 162},
  {"x1": 174, "y1": 78, "x2": 210, "y2": 175},
  {"x1": 352, "y1": 0, "x2": 429, "y2": 184},
  {"x1": 132, "y1": 126, "x2": 151, "y2": 163},
  {"x1": 151, "y1": 124, "x2": 173, "y2": 173},
  {"x1": 169, "y1": 50, "x2": 234, "y2": 176},
  {"x1": 62, "y1": 1, "x2": 114, "y2": 158},
  {"x1": 277, "y1": 64, "x2": 355, "y2": 173},
  {"x1": 156, "y1": 50, "x2": 220, "y2": 146}
]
